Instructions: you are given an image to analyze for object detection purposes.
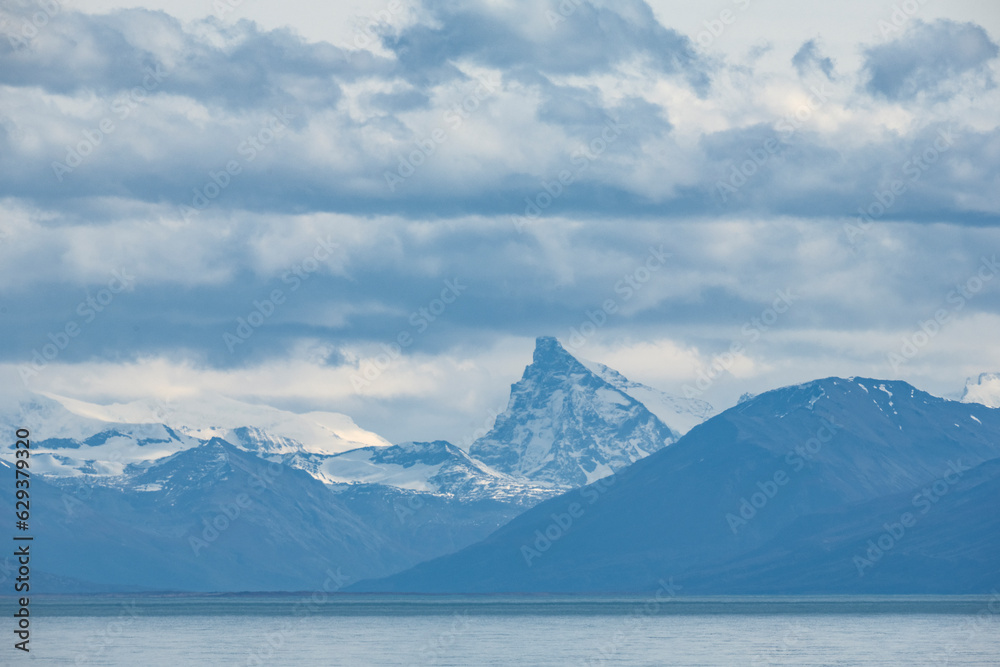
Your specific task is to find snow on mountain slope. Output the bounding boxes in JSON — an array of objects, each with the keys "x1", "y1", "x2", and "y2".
[
  {"x1": 281, "y1": 441, "x2": 559, "y2": 505},
  {"x1": 470, "y1": 337, "x2": 679, "y2": 488},
  {"x1": 38, "y1": 391, "x2": 390, "y2": 454},
  {"x1": 26, "y1": 423, "x2": 205, "y2": 478},
  {"x1": 0, "y1": 393, "x2": 201, "y2": 477},
  {"x1": 0, "y1": 392, "x2": 109, "y2": 442},
  {"x1": 580, "y1": 359, "x2": 714, "y2": 434},
  {"x1": 961, "y1": 373, "x2": 1000, "y2": 408},
  {"x1": 4, "y1": 341, "x2": 702, "y2": 499},
  {"x1": 1, "y1": 391, "x2": 391, "y2": 487},
  {"x1": 356, "y1": 376, "x2": 1000, "y2": 595}
]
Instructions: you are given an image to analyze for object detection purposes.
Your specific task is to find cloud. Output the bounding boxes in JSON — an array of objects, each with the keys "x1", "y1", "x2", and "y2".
[
  {"x1": 0, "y1": 7, "x2": 396, "y2": 108},
  {"x1": 3, "y1": 0, "x2": 1000, "y2": 443},
  {"x1": 1, "y1": 4, "x2": 998, "y2": 224},
  {"x1": 792, "y1": 39, "x2": 835, "y2": 80},
  {"x1": 385, "y1": 0, "x2": 709, "y2": 88},
  {"x1": 863, "y1": 19, "x2": 999, "y2": 101}
]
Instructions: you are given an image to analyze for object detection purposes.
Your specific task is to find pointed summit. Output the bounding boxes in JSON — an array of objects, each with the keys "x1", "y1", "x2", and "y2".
[
  {"x1": 360, "y1": 375, "x2": 1000, "y2": 595},
  {"x1": 470, "y1": 337, "x2": 678, "y2": 487},
  {"x1": 533, "y1": 335, "x2": 568, "y2": 354},
  {"x1": 529, "y1": 336, "x2": 583, "y2": 369}
]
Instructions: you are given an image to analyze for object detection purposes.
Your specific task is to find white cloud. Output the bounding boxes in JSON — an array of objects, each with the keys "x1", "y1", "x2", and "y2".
[{"x1": 2, "y1": 0, "x2": 998, "y2": 444}]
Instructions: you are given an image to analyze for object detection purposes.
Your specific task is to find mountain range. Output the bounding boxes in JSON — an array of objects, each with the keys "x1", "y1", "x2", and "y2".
[
  {"x1": 1, "y1": 337, "x2": 706, "y2": 591},
  {"x1": 2, "y1": 338, "x2": 997, "y2": 594},
  {"x1": 356, "y1": 377, "x2": 1000, "y2": 593}
]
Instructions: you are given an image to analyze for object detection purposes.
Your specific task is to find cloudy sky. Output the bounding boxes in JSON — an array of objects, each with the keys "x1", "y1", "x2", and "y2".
[{"x1": 1, "y1": 0, "x2": 998, "y2": 443}]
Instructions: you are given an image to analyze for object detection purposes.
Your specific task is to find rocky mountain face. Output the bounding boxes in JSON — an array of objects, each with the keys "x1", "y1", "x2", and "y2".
[
  {"x1": 8, "y1": 440, "x2": 407, "y2": 592},
  {"x1": 282, "y1": 440, "x2": 559, "y2": 506},
  {"x1": 0, "y1": 338, "x2": 714, "y2": 592},
  {"x1": 470, "y1": 337, "x2": 681, "y2": 487},
  {"x1": 355, "y1": 377, "x2": 1000, "y2": 594},
  {"x1": 580, "y1": 358, "x2": 714, "y2": 435}
]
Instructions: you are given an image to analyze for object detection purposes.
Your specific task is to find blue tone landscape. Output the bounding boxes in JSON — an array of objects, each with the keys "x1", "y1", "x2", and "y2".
[
  {"x1": 2, "y1": 337, "x2": 998, "y2": 595},
  {"x1": 2, "y1": 0, "x2": 999, "y2": 663}
]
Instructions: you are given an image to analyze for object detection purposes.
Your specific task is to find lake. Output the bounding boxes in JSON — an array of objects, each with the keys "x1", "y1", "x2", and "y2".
[{"x1": 14, "y1": 595, "x2": 1000, "y2": 665}]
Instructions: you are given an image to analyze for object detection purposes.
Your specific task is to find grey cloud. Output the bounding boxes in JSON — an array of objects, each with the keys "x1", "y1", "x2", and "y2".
[
  {"x1": 368, "y1": 88, "x2": 431, "y2": 113},
  {"x1": 534, "y1": 79, "x2": 672, "y2": 145},
  {"x1": 792, "y1": 39, "x2": 835, "y2": 79},
  {"x1": 0, "y1": 9, "x2": 391, "y2": 110},
  {"x1": 863, "y1": 20, "x2": 999, "y2": 101},
  {"x1": 702, "y1": 121, "x2": 1000, "y2": 224},
  {"x1": 0, "y1": 5, "x2": 997, "y2": 227},
  {"x1": 3, "y1": 215, "x2": 998, "y2": 378},
  {"x1": 386, "y1": 0, "x2": 709, "y2": 91}
]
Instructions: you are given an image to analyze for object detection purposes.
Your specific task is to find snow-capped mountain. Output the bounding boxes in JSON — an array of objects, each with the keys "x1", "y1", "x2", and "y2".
[
  {"x1": 961, "y1": 372, "x2": 1000, "y2": 408},
  {"x1": 1, "y1": 391, "x2": 556, "y2": 507},
  {"x1": 0, "y1": 341, "x2": 718, "y2": 593},
  {"x1": 0, "y1": 392, "x2": 109, "y2": 442},
  {"x1": 470, "y1": 336, "x2": 679, "y2": 488},
  {"x1": 580, "y1": 359, "x2": 714, "y2": 434},
  {"x1": 26, "y1": 439, "x2": 416, "y2": 592},
  {"x1": 356, "y1": 377, "x2": 1000, "y2": 595},
  {"x1": 24, "y1": 438, "x2": 541, "y2": 593},
  {"x1": 3, "y1": 343, "x2": 706, "y2": 498},
  {"x1": 1, "y1": 390, "x2": 392, "y2": 482},
  {"x1": 35, "y1": 390, "x2": 389, "y2": 454},
  {"x1": 281, "y1": 441, "x2": 559, "y2": 505},
  {"x1": 29, "y1": 423, "x2": 204, "y2": 478}
]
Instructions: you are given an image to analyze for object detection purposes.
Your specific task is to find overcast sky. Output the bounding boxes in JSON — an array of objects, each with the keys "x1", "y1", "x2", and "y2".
[{"x1": 1, "y1": 0, "x2": 998, "y2": 443}]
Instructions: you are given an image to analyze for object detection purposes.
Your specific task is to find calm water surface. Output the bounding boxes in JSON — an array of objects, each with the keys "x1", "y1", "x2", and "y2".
[{"x1": 11, "y1": 596, "x2": 1000, "y2": 666}]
